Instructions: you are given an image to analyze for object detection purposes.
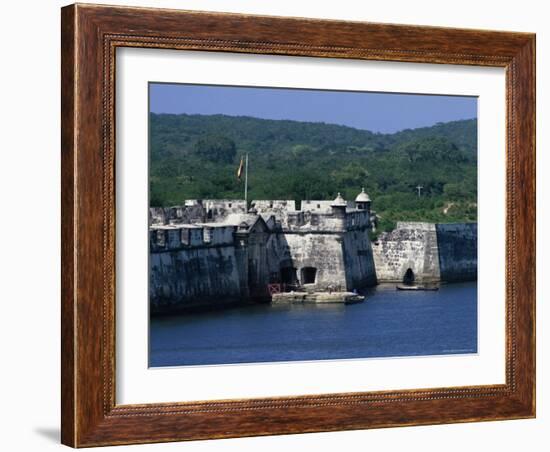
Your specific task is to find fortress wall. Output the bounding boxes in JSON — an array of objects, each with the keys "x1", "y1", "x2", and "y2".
[
  {"x1": 301, "y1": 200, "x2": 333, "y2": 213},
  {"x1": 149, "y1": 200, "x2": 246, "y2": 227},
  {"x1": 203, "y1": 199, "x2": 247, "y2": 216},
  {"x1": 166, "y1": 229, "x2": 183, "y2": 249},
  {"x1": 252, "y1": 200, "x2": 296, "y2": 226},
  {"x1": 284, "y1": 212, "x2": 346, "y2": 232},
  {"x1": 395, "y1": 221, "x2": 435, "y2": 231},
  {"x1": 149, "y1": 205, "x2": 206, "y2": 226},
  {"x1": 372, "y1": 223, "x2": 440, "y2": 283},
  {"x1": 309, "y1": 214, "x2": 346, "y2": 232},
  {"x1": 301, "y1": 200, "x2": 356, "y2": 212},
  {"x1": 252, "y1": 200, "x2": 296, "y2": 212},
  {"x1": 345, "y1": 210, "x2": 371, "y2": 229},
  {"x1": 199, "y1": 225, "x2": 235, "y2": 245},
  {"x1": 265, "y1": 234, "x2": 292, "y2": 276},
  {"x1": 281, "y1": 233, "x2": 348, "y2": 290},
  {"x1": 149, "y1": 207, "x2": 167, "y2": 225},
  {"x1": 149, "y1": 245, "x2": 248, "y2": 313},
  {"x1": 246, "y1": 230, "x2": 271, "y2": 298},
  {"x1": 436, "y1": 223, "x2": 477, "y2": 282},
  {"x1": 343, "y1": 230, "x2": 378, "y2": 289},
  {"x1": 264, "y1": 231, "x2": 374, "y2": 291},
  {"x1": 372, "y1": 222, "x2": 477, "y2": 283}
]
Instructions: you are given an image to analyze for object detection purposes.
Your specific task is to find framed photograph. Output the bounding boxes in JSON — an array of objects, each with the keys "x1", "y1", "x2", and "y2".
[{"x1": 61, "y1": 3, "x2": 535, "y2": 447}]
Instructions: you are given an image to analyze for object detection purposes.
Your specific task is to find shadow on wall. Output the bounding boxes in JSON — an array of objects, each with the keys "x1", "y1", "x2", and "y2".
[{"x1": 435, "y1": 223, "x2": 478, "y2": 282}]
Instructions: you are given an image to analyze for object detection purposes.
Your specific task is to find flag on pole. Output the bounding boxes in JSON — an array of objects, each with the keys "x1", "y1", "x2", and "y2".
[{"x1": 237, "y1": 156, "x2": 244, "y2": 180}]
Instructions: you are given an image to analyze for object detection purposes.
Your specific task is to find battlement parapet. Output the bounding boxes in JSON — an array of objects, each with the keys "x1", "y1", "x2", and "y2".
[
  {"x1": 264, "y1": 205, "x2": 371, "y2": 233},
  {"x1": 150, "y1": 190, "x2": 375, "y2": 233},
  {"x1": 301, "y1": 200, "x2": 334, "y2": 213},
  {"x1": 150, "y1": 200, "x2": 374, "y2": 235},
  {"x1": 149, "y1": 204, "x2": 205, "y2": 226},
  {"x1": 301, "y1": 200, "x2": 355, "y2": 213},
  {"x1": 251, "y1": 200, "x2": 296, "y2": 212},
  {"x1": 202, "y1": 199, "x2": 247, "y2": 219},
  {"x1": 395, "y1": 221, "x2": 436, "y2": 231},
  {"x1": 150, "y1": 223, "x2": 237, "y2": 251},
  {"x1": 149, "y1": 199, "x2": 246, "y2": 226}
]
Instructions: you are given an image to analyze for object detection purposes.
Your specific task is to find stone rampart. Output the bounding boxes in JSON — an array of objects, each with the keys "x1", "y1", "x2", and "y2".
[
  {"x1": 436, "y1": 223, "x2": 477, "y2": 282},
  {"x1": 372, "y1": 222, "x2": 477, "y2": 283},
  {"x1": 149, "y1": 199, "x2": 475, "y2": 313},
  {"x1": 149, "y1": 245, "x2": 248, "y2": 314}
]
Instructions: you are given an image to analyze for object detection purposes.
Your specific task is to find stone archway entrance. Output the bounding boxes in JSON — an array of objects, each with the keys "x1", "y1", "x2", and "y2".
[{"x1": 403, "y1": 268, "x2": 415, "y2": 285}]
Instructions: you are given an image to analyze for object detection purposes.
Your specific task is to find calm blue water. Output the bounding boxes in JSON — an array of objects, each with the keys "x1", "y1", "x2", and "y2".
[{"x1": 149, "y1": 282, "x2": 477, "y2": 367}]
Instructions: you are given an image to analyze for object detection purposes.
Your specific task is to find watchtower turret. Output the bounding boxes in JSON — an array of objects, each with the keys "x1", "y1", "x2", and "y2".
[
  {"x1": 331, "y1": 192, "x2": 347, "y2": 218},
  {"x1": 355, "y1": 188, "x2": 371, "y2": 214}
]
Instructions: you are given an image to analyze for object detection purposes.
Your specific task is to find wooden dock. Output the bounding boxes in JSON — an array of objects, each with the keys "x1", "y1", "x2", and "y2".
[{"x1": 271, "y1": 291, "x2": 365, "y2": 305}]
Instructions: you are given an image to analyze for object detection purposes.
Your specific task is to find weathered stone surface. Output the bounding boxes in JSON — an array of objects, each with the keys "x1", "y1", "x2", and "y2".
[
  {"x1": 149, "y1": 197, "x2": 476, "y2": 313},
  {"x1": 149, "y1": 194, "x2": 377, "y2": 312},
  {"x1": 149, "y1": 245, "x2": 248, "y2": 314},
  {"x1": 278, "y1": 233, "x2": 347, "y2": 291},
  {"x1": 271, "y1": 291, "x2": 364, "y2": 304},
  {"x1": 372, "y1": 222, "x2": 477, "y2": 283}
]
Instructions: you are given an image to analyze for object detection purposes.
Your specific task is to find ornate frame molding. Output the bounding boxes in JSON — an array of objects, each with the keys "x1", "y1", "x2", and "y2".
[{"x1": 62, "y1": 4, "x2": 535, "y2": 447}]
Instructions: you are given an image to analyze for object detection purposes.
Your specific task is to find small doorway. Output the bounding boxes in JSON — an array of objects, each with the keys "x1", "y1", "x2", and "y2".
[
  {"x1": 403, "y1": 268, "x2": 415, "y2": 285},
  {"x1": 301, "y1": 267, "x2": 317, "y2": 285}
]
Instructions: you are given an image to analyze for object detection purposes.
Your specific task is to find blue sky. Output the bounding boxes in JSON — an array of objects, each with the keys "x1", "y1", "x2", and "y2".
[{"x1": 149, "y1": 83, "x2": 477, "y2": 134}]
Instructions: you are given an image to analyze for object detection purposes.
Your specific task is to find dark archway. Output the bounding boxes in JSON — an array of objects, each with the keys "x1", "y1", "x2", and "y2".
[
  {"x1": 280, "y1": 267, "x2": 298, "y2": 288},
  {"x1": 301, "y1": 267, "x2": 317, "y2": 285},
  {"x1": 403, "y1": 268, "x2": 415, "y2": 285}
]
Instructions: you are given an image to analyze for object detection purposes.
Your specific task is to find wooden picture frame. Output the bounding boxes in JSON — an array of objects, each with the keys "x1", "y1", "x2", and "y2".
[{"x1": 61, "y1": 3, "x2": 535, "y2": 447}]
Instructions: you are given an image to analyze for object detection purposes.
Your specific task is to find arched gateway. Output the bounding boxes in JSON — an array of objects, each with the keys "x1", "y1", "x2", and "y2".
[{"x1": 403, "y1": 268, "x2": 415, "y2": 285}]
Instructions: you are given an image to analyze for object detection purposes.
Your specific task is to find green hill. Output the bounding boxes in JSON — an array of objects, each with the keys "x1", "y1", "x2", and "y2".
[{"x1": 150, "y1": 113, "x2": 477, "y2": 234}]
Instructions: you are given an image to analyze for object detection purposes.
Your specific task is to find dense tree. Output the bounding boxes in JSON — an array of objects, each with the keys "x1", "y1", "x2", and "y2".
[
  {"x1": 194, "y1": 135, "x2": 236, "y2": 164},
  {"x1": 149, "y1": 113, "x2": 478, "y2": 236}
]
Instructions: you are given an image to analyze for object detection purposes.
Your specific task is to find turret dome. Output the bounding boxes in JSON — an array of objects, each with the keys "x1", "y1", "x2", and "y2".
[
  {"x1": 331, "y1": 192, "x2": 347, "y2": 207},
  {"x1": 355, "y1": 188, "x2": 371, "y2": 203}
]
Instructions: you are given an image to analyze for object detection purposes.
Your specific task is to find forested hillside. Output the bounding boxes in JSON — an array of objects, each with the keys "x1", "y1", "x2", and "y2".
[{"x1": 150, "y1": 113, "x2": 477, "y2": 233}]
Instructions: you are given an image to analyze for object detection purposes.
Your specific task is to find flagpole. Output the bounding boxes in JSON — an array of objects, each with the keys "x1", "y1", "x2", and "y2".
[{"x1": 244, "y1": 153, "x2": 249, "y2": 209}]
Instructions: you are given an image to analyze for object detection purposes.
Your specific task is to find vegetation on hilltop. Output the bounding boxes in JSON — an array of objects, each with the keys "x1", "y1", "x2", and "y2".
[{"x1": 150, "y1": 113, "x2": 477, "y2": 235}]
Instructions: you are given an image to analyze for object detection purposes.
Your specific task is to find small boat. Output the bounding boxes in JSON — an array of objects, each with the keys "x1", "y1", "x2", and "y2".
[
  {"x1": 344, "y1": 294, "x2": 366, "y2": 304},
  {"x1": 396, "y1": 284, "x2": 439, "y2": 291}
]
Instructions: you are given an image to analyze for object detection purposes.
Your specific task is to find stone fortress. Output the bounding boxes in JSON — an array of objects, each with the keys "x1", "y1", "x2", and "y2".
[{"x1": 149, "y1": 189, "x2": 477, "y2": 313}]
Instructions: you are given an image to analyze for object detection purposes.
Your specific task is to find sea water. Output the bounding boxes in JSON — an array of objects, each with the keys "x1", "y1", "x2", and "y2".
[{"x1": 149, "y1": 282, "x2": 477, "y2": 367}]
